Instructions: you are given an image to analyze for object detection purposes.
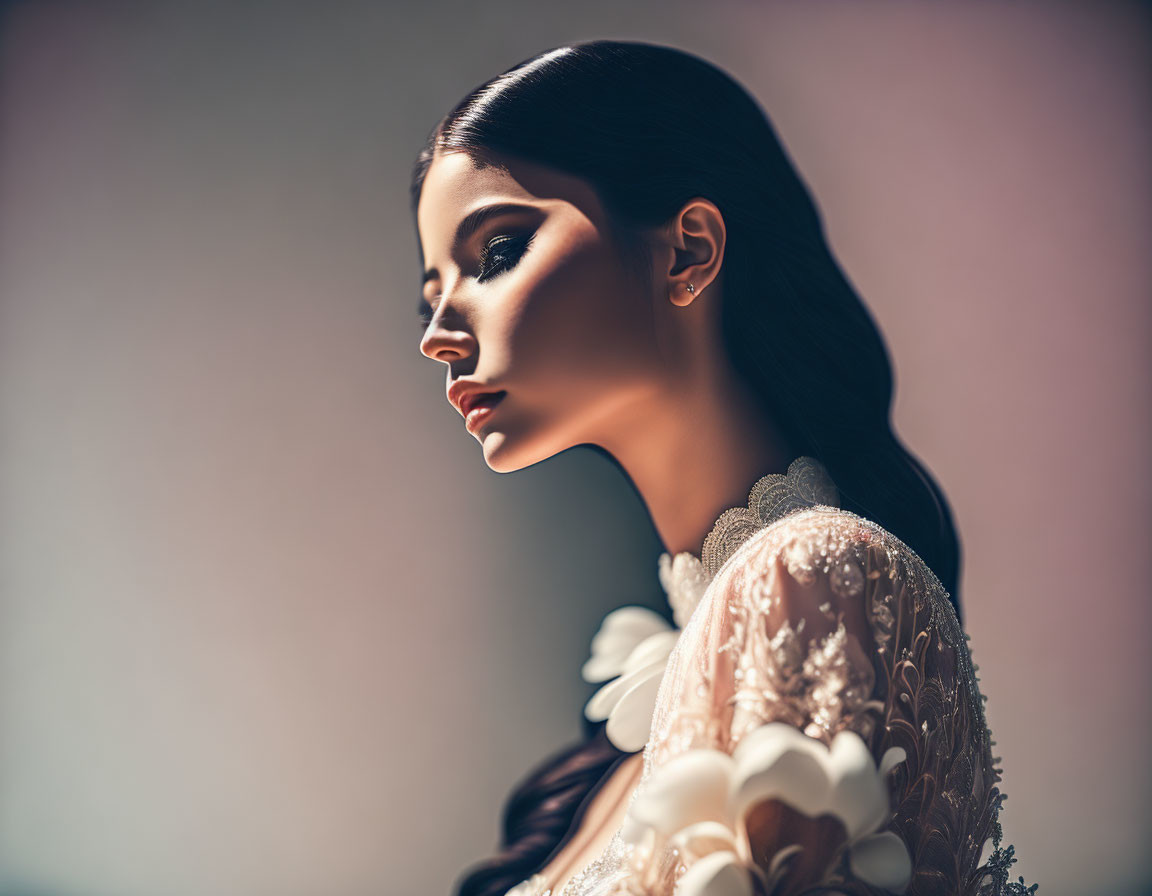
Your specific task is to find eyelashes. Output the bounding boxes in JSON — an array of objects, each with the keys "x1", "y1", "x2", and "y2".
[
  {"x1": 419, "y1": 230, "x2": 537, "y2": 332},
  {"x1": 477, "y1": 231, "x2": 535, "y2": 282}
]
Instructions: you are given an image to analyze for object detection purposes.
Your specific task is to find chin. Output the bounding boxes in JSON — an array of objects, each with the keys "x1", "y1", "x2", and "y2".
[{"x1": 478, "y1": 427, "x2": 565, "y2": 474}]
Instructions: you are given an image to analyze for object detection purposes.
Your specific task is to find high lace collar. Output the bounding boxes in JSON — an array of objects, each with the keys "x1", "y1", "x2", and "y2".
[
  {"x1": 657, "y1": 455, "x2": 840, "y2": 625},
  {"x1": 579, "y1": 455, "x2": 843, "y2": 757}
]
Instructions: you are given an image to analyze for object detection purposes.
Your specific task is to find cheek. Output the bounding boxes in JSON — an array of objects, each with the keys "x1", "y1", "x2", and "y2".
[{"x1": 498, "y1": 238, "x2": 656, "y2": 401}]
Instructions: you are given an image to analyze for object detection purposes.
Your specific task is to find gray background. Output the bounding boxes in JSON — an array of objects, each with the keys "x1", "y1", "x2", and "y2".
[{"x1": 2, "y1": 2, "x2": 1149, "y2": 895}]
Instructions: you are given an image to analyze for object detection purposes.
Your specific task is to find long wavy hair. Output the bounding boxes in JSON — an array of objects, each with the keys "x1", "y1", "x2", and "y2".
[{"x1": 410, "y1": 40, "x2": 965, "y2": 896}]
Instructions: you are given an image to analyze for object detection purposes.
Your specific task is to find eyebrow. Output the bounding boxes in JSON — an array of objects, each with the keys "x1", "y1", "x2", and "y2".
[{"x1": 421, "y1": 201, "x2": 538, "y2": 288}]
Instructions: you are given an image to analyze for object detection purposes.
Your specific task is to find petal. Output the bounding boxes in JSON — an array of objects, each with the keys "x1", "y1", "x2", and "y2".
[
  {"x1": 622, "y1": 630, "x2": 681, "y2": 674},
  {"x1": 668, "y1": 820, "x2": 739, "y2": 860},
  {"x1": 879, "y1": 746, "x2": 907, "y2": 778},
  {"x1": 848, "y1": 831, "x2": 912, "y2": 893},
  {"x1": 605, "y1": 665, "x2": 669, "y2": 752},
  {"x1": 731, "y1": 724, "x2": 895, "y2": 846},
  {"x1": 674, "y1": 851, "x2": 753, "y2": 896},
  {"x1": 583, "y1": 607, "x2": 672, "y2": 683},
  {"x1": 583, "y1": 681, "x2": 618, "y2": 724},
  {"x1": 731, "y1": 724, "x2": 833, "y2": 820},
  {"x1": 584, "y1": 658, "x2": 667, "y2": 723},
  {"x1": 580, "y1": 648, "x2": 631, "y2": 684},
  {"x1": 826, "y1": 730, "x2": 889, "y2": 839},
  {"x1": 732, "y1": 721, "x2": 823, "y2": 769},
  {"x1": 591, "y1": 606, "x2": 672, "y2": 651},
  {"x1": 628, "y1": 749, "x2": 735, "y2": 835}
]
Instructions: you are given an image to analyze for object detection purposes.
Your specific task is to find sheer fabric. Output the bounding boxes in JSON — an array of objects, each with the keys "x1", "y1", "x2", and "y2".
[{"x1": 504, "y1": 457, "x2": 1033, "y2": 896}]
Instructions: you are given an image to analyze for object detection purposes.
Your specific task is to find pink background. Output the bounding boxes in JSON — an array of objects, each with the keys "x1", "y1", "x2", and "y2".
[{"x1": 1, "y1": 2, "x2": 1148, "y2": 895}]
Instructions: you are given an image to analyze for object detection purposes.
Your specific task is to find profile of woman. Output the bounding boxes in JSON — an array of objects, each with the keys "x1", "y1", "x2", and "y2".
[{"x1": 411, "y1": 40, "x2": 1035, "y2": 896}]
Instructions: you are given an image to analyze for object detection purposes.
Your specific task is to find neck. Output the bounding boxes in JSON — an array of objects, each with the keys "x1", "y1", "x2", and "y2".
[{"x1": 593, "y1": 363, "x2": 797, "y2": 559}]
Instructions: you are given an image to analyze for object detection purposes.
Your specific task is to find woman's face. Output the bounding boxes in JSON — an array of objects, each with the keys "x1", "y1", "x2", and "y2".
[{"x1": 416, "y1": 150, "x2": 668, "y2": 472}]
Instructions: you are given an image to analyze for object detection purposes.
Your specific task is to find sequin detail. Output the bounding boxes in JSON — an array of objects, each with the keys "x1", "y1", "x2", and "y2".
[{"x1": 504, "y1": 457, "x2": 1034, "y2": 896}]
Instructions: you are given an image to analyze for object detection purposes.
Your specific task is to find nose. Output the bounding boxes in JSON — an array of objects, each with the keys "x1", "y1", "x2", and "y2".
[{"x1": 419, "y1": 308, "x2": 477, "y2": 363}]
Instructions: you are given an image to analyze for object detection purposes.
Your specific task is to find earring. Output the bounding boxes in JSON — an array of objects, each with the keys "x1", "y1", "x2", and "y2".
[{"x1": 671, "y1": 281, "x2": 697, "y2": 307}]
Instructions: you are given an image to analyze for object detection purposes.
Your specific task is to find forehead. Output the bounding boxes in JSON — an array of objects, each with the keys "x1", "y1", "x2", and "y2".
[{"x1": 416, "y1": 149, "x2": 606, "y2": 243}]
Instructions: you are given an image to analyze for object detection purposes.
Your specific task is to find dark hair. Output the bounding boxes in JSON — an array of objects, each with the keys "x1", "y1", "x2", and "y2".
[{"x1": 410, "y1": 40, "x2": 965, "y2": 896}]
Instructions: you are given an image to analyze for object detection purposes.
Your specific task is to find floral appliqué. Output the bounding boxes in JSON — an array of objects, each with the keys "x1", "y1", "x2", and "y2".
[
  {"x1": 621, "y1": 722, "x2": 912, "y2": 895},
  {"x1": 582, "y1": 552, "x2": 710, "y2": 752}
]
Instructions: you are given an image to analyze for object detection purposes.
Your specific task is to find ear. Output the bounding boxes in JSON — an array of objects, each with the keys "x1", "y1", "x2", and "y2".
[{"x1": 662, "y1": 198, "x2": 726, "y2": 308}]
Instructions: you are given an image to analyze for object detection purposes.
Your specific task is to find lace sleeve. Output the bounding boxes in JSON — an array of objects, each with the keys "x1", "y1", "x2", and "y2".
[{"x1": 617, "y1": 508, "x2": 1035, "y2": 896}]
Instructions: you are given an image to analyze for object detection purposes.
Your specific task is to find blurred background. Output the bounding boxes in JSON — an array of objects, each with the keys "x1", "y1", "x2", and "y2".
[{"x1": 1, "y1": 1, "x2": 1149, "y2": 895}]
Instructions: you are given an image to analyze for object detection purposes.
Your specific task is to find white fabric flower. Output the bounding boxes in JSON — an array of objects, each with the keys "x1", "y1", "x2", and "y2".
[
  {"x1": 581, "y1": 605, "x2": 674, "y2": 683},
  {"x1": 581, "y1": 606, "x2": 679, "y2": 752},
  {"x1": 622, "y1": 722, "x2": 912, "y2": 895},
  {"x1": 581, "y1": 554, "x2": 711, "y2": 753}
]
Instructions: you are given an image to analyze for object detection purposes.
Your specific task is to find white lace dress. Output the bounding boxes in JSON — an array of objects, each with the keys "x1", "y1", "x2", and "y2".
[{"x1": 503, "y1": 456, "x2": 1033, "y2": 896}]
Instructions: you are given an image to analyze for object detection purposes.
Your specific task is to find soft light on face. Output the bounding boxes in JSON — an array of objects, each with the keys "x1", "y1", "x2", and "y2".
[{"x1": 416, "y1": 150, "x2": 665, "y2": 472}]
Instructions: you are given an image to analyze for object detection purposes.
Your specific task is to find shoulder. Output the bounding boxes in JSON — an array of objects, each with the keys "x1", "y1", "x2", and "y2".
[
  {"x1": 712, "y1": 506, "x2": 877, "y2": 596},
  {"x1": 708, "y1": 506, "x2": 953, "y2": 629}
]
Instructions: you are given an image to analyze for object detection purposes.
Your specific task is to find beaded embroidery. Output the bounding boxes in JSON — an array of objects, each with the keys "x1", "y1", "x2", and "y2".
[{"x1": 504, "y1": 456, "x2": 1034, "y2": 896}]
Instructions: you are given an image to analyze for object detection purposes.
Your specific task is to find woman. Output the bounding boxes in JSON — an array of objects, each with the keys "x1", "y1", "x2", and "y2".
[{"x1": 411, "y1": 41, "x2": 1035, "y2": 896}]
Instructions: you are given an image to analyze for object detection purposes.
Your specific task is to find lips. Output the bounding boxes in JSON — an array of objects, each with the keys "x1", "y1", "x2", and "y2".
[{"x1": 461, "y1": 390, "x2": 506, "y2": 415}]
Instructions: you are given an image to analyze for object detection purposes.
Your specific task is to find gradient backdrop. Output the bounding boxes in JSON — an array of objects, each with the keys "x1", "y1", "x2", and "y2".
[{"x1": 1, "y1": 2, "x2": 1149, "y2": 895}]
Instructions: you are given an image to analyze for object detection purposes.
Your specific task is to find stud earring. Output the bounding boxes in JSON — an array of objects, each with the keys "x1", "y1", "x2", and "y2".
[{"x1": 670, "y1": 281, "x2": 698, "y2": 307}]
